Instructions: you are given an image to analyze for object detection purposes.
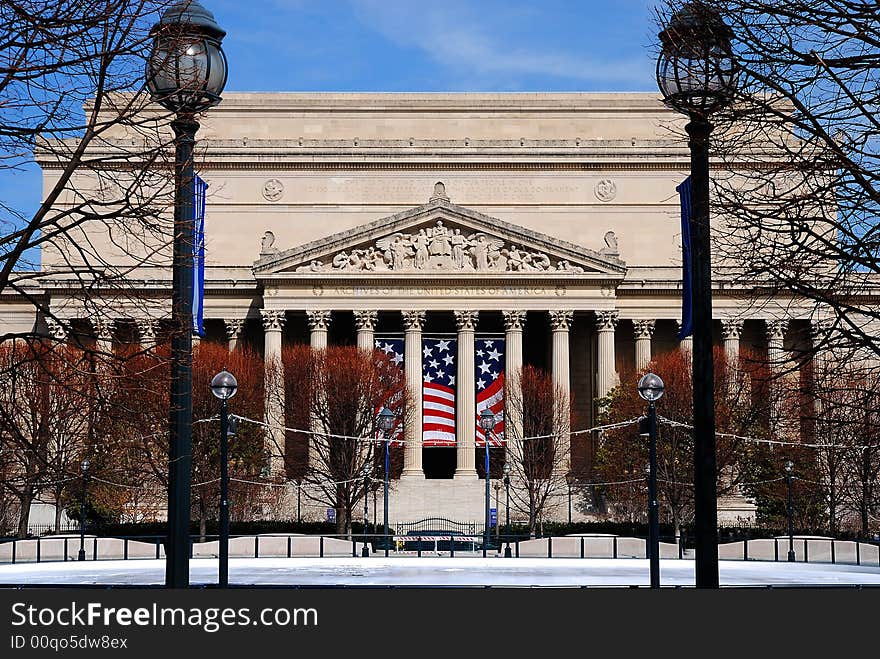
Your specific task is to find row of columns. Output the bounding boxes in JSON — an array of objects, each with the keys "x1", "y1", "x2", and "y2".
[{"x1": 259, "y1": 308, "x2": 624, "y2": 478}]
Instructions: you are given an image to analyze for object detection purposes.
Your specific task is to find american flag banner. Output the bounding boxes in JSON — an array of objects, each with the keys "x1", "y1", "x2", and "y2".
[
  {"x1": 475, "y1": 338, "x2": 505, "y2": 447},
  {"x1": 374, "y1": 337, "x2": 405, "y2": 446},
  {"x1": 422, "y1": 338, "x2": 457, "y2": 446}
]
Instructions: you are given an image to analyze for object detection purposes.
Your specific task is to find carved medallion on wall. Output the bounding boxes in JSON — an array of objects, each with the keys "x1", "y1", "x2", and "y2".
[
  {"x1": 262, "y1": 179, "x2": 284, "y2": 202},
  {"x1": 594, "y1": 178, "x2": 617, "y2": 202}
]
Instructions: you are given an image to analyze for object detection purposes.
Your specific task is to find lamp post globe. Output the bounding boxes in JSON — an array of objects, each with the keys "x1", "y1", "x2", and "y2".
[
  {"x1": 502, "y1": 461, "x2": 512, "y2": 557},
  {"x1": 211, "y1": 369, "x2": 238, "y2": 400},
  {"x1": 211, "y1": 369, "x2": 237, "y2": 588},
  {"x1": 784, "y1": 459, "x2": 795, "y2": 562},
  {"x1": 146, "y1": 1, "x2": 228, "y2": 115},
  {"x1": 656, "y1": 0, "x2": 737, "y2": 590},
  {"x1": 147, "y1": 1, "x2": 228, "y2": 589},
  {"x1": 377, "y1": 407, "x2": 396, "y2": 556},
  {"x1": 638, "y1": 372, "x2": 665, "y2": 402},
  {"x1": 78, "y1": 459, "x2": 91, "y2": 562},
  {"x1": 479, "y1": 408, "x2": 495, "y2": 556},
  {"x1": 656, "y1": 2, "x2": 736, "y2": 118},
  {"x1": 362, "y1": 462, "x2": 372, "y2": 557}
]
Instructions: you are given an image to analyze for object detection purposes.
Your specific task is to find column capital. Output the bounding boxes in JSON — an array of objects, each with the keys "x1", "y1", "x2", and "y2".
[
  {"x1": 402, "y1": 310, "x2": 426, "y2": 331},
  {"x1": 136, "y1": 319, "x2": 159, "y2": 342},
  {"x1": 45, "y1": 317, "x2": 68, "y2": 342},
  {"x1": 224, "y1": 318, "x2": 245, "y2": 340},
  {"x1": 549, "y1": 309, "x2": 574, "y2": 331},
  {"x1": 354, "y1": 310, "x2": 379, "y2": 331},
  {"x1": 633, "y1": 319, "x2": 656, "y2": 339},
  {"x1": 454, "y1": 310, "x2": 479, "y2": 331},
  {"x1": 595, "y1": 310, "x2": 619, "y2": 332},
  {"x1": 92, "y1": 318, "x2": 114, "y2": 342},
  {"x1": 766, "y1": 318, "x2": 788, "y2": 342},
  {"x1": 720, "y1": 319, "x2": 743, "y2": 340},
  {"x1": 261, "y1": 309, "x2": 287, "y2": 332},
  {"x1": 306, "y1": 310, "x2": 332, "y2": 332},
  {"x1": 502, "y1": 310, "x2": 527, "y2": 331}
]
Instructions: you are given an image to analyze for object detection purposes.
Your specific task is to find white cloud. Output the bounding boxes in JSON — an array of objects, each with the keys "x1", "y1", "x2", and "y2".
[{"x1": 347, "y1": 0, "x2": 649, "y2": 86}]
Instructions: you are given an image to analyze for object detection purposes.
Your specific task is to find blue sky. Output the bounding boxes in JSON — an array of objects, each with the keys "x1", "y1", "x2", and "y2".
[{"x1": 0, "y1": 0, "x2": 660, "y2": 241}]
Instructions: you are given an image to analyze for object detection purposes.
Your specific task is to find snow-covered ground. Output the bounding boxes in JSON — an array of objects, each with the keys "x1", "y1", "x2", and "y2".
[{"x1": 1, "y1": 557, "x2": 879, "y2": 587}]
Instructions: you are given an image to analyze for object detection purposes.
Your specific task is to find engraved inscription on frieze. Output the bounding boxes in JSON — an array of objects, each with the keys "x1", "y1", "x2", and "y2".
[{"x1": 296, "y1": 220, "x2": 586, "y2": 273}]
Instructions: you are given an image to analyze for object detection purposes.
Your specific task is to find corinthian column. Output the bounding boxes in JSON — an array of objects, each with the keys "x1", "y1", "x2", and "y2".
[
  {"x1": 595, "y1": 310, "x2": 619, "y2": 399},
  {"x1": 354, "y1": 310, "x2": 378, "y2": 353},
  {"x1": 454, "y1": 310, "x2": 478, "y2": 479},
  {"x1": 676, "y1": 319, "x2": 693, "y2": 354},
  {"x1": 549, "y1": 310, "x2": 573, "y2": 475},
  {"x1": 261, "y1": 309, "x2": 286, "y2": 475},
  {"x1": 45, "y1": 318, "x2": 68, "y2": 344},
  {"x1": 633, "y1": 319, "x2": 655, "y2": 372},
  {"x1": 503, "y1": 310, "x2": 526, "y2": 444},
  {"x1": 224, "y1": 319, "x2": 244, "y2": 352},
  {"x1": 766, "y1": 318, "x2": 789, "y2": 437},
  {"x1": 401, "y1": 310, "x2": 426, "y2": 479},
  {"x1": 92, "y1": 319, "x2": 113, "y2": 355},
  {"x1": 721, "y1": 319, "x2": 742, "y2": 366},
  {"x1": 307, "y1": 310, "x2": 331, "y2": 349},
  {"x1": 137, "y1": 319, "x2": 159, "y2": 349}
]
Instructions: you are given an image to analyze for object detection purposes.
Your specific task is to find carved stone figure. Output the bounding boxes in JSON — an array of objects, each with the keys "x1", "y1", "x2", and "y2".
[
  {"x1": 450, "y1": 228, "x2": 468, "y2": 268},
  {"x1": 428, "y1": 220, "x2": 451, "y2": 257},
  {"x1": 413, "y1": 229, "x2": 429, "y2": 269},
  {"x1": 313, "y1": 220, "x2": 592, "y2": 274},
  {"x1": 260, "y1": 230, "x2": 277, "y2": 254}
]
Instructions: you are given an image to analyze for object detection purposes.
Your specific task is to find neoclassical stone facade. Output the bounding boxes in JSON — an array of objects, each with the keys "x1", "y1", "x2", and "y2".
[{"x1": 15, "y1": 92, "x2": 830, "y2": 524}]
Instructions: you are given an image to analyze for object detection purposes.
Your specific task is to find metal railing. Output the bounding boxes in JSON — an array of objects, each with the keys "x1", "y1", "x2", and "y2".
[{"x1": 1, "y1": 533, "x2": 878, "y2": 567}]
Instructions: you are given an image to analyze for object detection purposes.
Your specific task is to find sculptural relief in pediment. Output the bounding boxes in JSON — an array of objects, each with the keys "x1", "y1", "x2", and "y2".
[{"x1": 295, "y1": 220, "x2": 587, "y2": 274}]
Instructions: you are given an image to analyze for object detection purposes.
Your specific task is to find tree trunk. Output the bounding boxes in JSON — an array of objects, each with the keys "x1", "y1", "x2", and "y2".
[
  {"x1": 17, "y1": 489, "x2": 35, "y2": 539},
  {"x1": 54, "y1": 494, "x2": 63, "y2": 534},
  {"x1": 198, "y1": 499, "x2": 207, "y2": 543}
]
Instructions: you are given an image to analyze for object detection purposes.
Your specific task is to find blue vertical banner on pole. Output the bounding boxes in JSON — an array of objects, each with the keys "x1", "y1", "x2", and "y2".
[
  {"x1": 677, "y1": 176, "x2": 694, "y2": 339},
  {"x1": 192, "y1": 174, "x2": 208, "y2": 337}
]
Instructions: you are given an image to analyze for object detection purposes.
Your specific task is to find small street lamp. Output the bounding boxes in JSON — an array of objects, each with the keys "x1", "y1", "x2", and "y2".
[
  {"x1": 147, "y1": 0, "x2": 228, "y2": 589},
  {"x1": 377, "y1": 406, "x2": 396, "y2": 557},
  {"x1": 362, "y1": 462, "x2": 372, "y2": 558},
  {"x1": 78, "y1": 459, "x2": 90, "y2": 562},
  {"x1": 493, "y1": 480, "x2": 501, "y2": 547},
  {"x1": 784, "y1": 459, "x2": 795, "y2": 562},
  {"x1": 211, "y1": 369, "x2": 238, "y2": 588},
  {"x1": 638, "y1": 372, "x2": 665, "y2": 589},
  {"x1": 656, "y1": 1, "x2": 736, "y2": 590},
  {"x1": 479, "y1": 408, "x2": 496, "y2": 558},
  {"x1": 503, "y1": 462, "x2": 512, "y2": 558}
]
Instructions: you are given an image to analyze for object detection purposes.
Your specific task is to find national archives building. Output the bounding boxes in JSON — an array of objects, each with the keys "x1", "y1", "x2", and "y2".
[{"x1": 15, "y1": 93, "x2": 823, "y2": 523}]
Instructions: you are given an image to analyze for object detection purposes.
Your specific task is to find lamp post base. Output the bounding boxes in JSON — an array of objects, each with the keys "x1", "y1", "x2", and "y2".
[
  {"x1": 78, "y1": 549, "x2": 86, "y2": 562},
  {"x1": 788, "y1": 550, "x2": 796, "y2": 562},
  {"x1": 504, "y1": 545, "x2": 512, "y2": 558},
  {"x1": 361, "y1": 546, "x2": 370, "y2": 558}
]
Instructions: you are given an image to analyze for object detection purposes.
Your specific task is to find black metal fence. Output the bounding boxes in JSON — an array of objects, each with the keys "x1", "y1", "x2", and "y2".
[{"x1": 1, "y1": 533, "x2": 879, "y2": 567}]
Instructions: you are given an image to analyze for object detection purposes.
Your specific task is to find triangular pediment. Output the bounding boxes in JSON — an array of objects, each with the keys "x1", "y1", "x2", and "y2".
[{"x1": 254, "y1": 191, "x2": 626, "y2": 279}]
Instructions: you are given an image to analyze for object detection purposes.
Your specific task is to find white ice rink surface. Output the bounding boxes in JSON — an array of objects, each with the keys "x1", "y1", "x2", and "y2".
[{"x1": 2, "y1": 557, "x2": 880, "y2": 587}]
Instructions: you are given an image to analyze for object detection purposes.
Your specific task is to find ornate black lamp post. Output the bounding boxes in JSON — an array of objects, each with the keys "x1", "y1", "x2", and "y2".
[
  {"x1": 146, "y1": 0, "x2": 228, "y2": 589},
  {"x1": 656, "y1": 1, "x2": 736, "y2": 589},
  {"x1": 503, "y1": 462, "x2": 512, "y2": 558},
  {"x1": 377, "y1": 407, "x2": 396, "y2": 556},
  {"x1": 638, "y1": 372, "x2": 665, "y2": 589},
  {"x1": 210, "y1": 369, "x2": 238, "y2": 587},
  {"x1": 362, "y1": 462, "x2": 372, "y2": 558},
  {"x1": 78, "y1": 459, "x2": 90, "y2": 562},
  {"x1": 479, "y1": 408, "x2": 496, "y2": 558},
  {"x1": 784, "y1": 459, "x2": 796, "y2": 562}
]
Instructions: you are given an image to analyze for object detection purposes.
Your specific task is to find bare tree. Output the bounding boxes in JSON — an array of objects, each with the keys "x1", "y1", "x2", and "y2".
[
  {"x1": 0, "y1": 2, "x2": 194, "y2": 347},
  {"x1": 597, "y1": 348, "x2": 775, "y2": 534},
  {"x1": 655, "y1": 1, "x2": 880, "y2": 362},
  {"x1": 504, "y1": 365, "x2": 572, "y2": 537},
  {"x1": 283, "y1": 345, "x2": 410, "y2": 535}
]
